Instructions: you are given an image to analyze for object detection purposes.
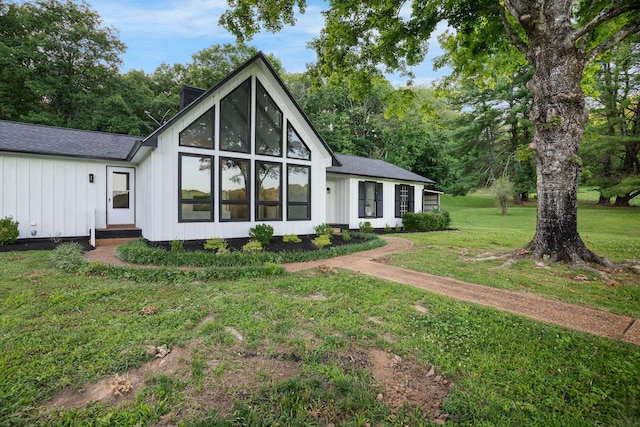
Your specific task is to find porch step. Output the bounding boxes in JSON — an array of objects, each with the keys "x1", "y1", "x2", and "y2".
[{"x1": 95, "y1": 227, "x2": 142, "y2": 240}]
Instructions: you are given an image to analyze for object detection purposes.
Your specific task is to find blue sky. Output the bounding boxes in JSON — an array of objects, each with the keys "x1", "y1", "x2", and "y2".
[{"x1": 89, "y1": 0, "x2": 450, "y2": 86}]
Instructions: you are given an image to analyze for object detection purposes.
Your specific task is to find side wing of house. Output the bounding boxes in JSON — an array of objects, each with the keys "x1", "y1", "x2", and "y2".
[
  {"x1": 137, "y1": 54, "x2": 336, "y2": 241},
  {"x1": 0, "y1": 120, "x2": 142, "y2": 241},
  {"x1": 326, "y1": 154, "x2": 439, "y2": 230}
]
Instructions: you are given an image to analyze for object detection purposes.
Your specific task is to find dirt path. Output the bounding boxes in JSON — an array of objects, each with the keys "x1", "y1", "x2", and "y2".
[{"x1": 86, "y1": 236, "x2": 639, "y2": 346}]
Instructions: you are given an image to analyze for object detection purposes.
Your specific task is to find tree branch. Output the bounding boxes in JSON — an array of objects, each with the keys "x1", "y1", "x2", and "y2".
[
  {"x1": 573, "y1": 3, "x2": 640, "y2": 43},
  {"x1": 499, "y1": 3, "x2": 529, "y2": 57},
  {"x1": 587, "y1": 22, "x2": 640, "y2": 63}
]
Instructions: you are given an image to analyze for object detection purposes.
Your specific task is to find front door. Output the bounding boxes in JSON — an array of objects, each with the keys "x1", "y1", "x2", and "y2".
[{"x1": 107, "y1": 166, "x2": 135, "y2": 226}]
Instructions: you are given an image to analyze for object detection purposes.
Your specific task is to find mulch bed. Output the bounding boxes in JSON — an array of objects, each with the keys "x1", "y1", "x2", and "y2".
[{"x1": 150, "y1": 235, "x2": 367, "y2": 253}]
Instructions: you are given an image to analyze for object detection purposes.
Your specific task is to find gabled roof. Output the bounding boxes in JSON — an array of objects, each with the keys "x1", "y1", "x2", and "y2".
[
  {"x1": 0, "y1": 120, "x2": 142, "y2": 161},
  {"x1": 142, "y1": 51, "x2": 341, "y2": 167},
  {"x1": 327, "y1": 153, "x2": 435, "y2": 184}
]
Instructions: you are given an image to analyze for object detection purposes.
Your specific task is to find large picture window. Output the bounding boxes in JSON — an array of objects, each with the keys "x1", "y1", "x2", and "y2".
[
  {"x1": 287, "y1": 122, "x2": 311, "y2": 160},
  {"x1": 256, "y1": 162, "x2": 282, "y2": 220},
  {"x1": 220, "y1": 158, "x2": 250, "y2": 221},
  {"x1": 287, "y1": 165, "x2": 311, "y2": 220},
  {"x1": 179, "y1": 108, "x2": 214, "y2": 148},
  {"x1": 179, "y1": 153, "x2": 214, "y2": 222},
  {"x1": 220, "y1": 79, "x2": 251, "y2": 153},
  {"x1": 255, "y1": 81, "x2": 282, "y2": 156},
  {"x1": 395, "y1": 184, "x2": 414, "y2": 218},
  {"x1": 359, "y1": 181, "x2": 383, "y2": 218}
]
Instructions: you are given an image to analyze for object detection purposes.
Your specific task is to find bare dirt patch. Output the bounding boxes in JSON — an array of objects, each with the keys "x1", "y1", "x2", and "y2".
[
  {"x1": 46, "y1": 344, "x2": 189, "y2": 410},
  {"x1": 45, "y1": 342, "x2": 451, "y2": 424},
  {"x1": 343, "y1": 348, "x2": 451, "y2": 423}
]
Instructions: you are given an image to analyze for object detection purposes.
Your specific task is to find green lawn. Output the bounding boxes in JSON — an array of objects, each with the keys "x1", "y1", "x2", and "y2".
[
  {"x1": 1, "y1": 197, "x2": 639, "y2": 426},
  {"x1": 388, "y1": 193, "x2": 640, "y2": 317}
]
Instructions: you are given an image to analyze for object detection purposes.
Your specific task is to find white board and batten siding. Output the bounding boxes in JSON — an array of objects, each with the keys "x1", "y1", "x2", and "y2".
[
  {"x1": 138, "y1": 60, "x2": 333, "y2": 241},
  {"x1": 0, "y1": 153, "x2": 119, "y2": 239},
  {"x1": 326, "y1": 174, "x2": 425, "y2": 230}
]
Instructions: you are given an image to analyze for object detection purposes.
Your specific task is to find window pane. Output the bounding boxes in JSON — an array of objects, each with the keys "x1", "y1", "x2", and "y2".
[
  {"x1": 287, "y1": 165, "x2": 309, "y2": 202},
  {"x1": 365, "y1": 182, "x2": 375, "y2": 217},
  {"x1": 179, "y1": 108, "x2": 214, "y2": 148},
  {"x1": 257, "y1": 162, "x2": 281, "y2": 202},
  {"x1": 181, "y1": 156, "x2": 212, "y2": 200},
  {"x1": 221, "y1": 158, "x2": 249, "y2": 201},
  {"x1": 287, "y1": 123, "x2": 311, "y2": 160},
  {"x1": 288, "y1": 205, "x2": 309, "y2": 220},
  {"x1": 221, "y1": 204, "x2": 249, "y2": 220},
  {"x1": 256, "y1": 82, "x2": 282, "y2": 156},
  {"x1": 220, "y1": 79, "x2": 251, "y2": 153},
  {"x1": 112, "y1": 172, "x2": 129, "y2": 209},
  {"x1": 181, "y1": 203, "x2": 212, "y2": 221},
  {"x1": 257, "y1": 204, "x2": 281, "y2": 220}
]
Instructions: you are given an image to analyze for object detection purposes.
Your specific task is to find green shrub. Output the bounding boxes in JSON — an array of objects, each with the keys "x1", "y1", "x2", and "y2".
[
  {"x1": 358, "y1": 221, "x2": 374, "y2": 233},
  {"x1": 402, "y1": 210, "x2": 451, "y2": 231},
  {"x1": 0, "y1": 216, "x2": 19, "y2": 245},
  {"x1": 204, "y1": 238, "x2": 228, "y2": 253},
  {"x1": 283, "y1": 234, "x2": 302, "y2": 243},
  {"x1": 311, "y1": 234, "x2": 332, "y2": 248},
  {"x1": 341, "y1": 229, "x2": 352, "y2": 241},
  {"x1": 314, "y1": 223, "x2": 334, "y2": 237},
  {"x1": 249, "y1": 224, "x2": 274, "y2": 245},
  {"x1": 170, "y1": 240, "x2": 184, "y2": 252},
  {"x1": 395, "y1": 223, "x2": 402, "y2": 232},
  {"x1": 242, "y1": 240, "x2": 263, "y2": 253},
  {"x1": 51, "y1": 242, "x2": 87, "y2": 272},
  {"x1": 384, "y1": 224, "x2": 391, "y2": 233}
]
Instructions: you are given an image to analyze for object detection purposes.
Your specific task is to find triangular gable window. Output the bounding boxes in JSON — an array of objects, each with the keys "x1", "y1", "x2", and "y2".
[
  {"x1": 220, "y1": 78, "x2": 251, "y2": 153},
  {"x1": 287, "y1": 122, "x2": 311, "y2": 160},
  {"x1": 255, "y1": 80, "x2": 283, "y2": 156},
  {"x1": 179, "y1": 108, "x2": 214, "y2": 149}
]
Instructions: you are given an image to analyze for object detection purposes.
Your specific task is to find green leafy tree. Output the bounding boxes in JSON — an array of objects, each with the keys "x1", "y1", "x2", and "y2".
[
  {"x1": 581, "y1": 35, "x2": 640, "y2": 207},
  {"x1": 0, "y1": 0, "x2": 125, "y2": 126},
  {"x1": 221, "y1": 0, "x2": 640, "y2": 266}
]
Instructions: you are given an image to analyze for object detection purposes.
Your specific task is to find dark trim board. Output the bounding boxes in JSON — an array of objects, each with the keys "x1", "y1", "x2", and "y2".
[{"x1": 0, "y1": 236, "x2": 92, "y2": 252}]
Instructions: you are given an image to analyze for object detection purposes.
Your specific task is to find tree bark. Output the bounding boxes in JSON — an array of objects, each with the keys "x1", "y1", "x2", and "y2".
[{"x1": 508, "y1": 2, "x2": 603, "y2": 264}]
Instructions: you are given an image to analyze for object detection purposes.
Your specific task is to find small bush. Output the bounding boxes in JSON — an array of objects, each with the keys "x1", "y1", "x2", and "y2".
[
  {"x1": 395, "y1": 223, "x2": 402, "y2": 232},
  {"x1": 358, "y1": 221, "x2": 374, "y2": 233},
  {"x1": 283, "y1": 234, "x2": 302, "y2": 243},
  {"x1": 384, "y1": 224, "x2": 391, "y2": 233},
  {"x1": 311, "y1": 234, "x2": 332, "y2": 248},
  {"x1": 402, "y1": 210, "x2": 451, "y2": 231},
  {"x1": 249, "y1": 224, "x2": 274, "y2": 245},
  {"x1": 242, "y1": 240, "x2": 263, "y2": 253},
  {"x1": 0, "y1": 216, "x2": 19, "y2": 245},
  {"x1": 314, "y1": 223, "x2": 334, "y2": 237},
  {"x1": 204, "y1": 238, "x2": 228, "y2": 253},
  {"x1": 51, "y1": 242, "x2": 87, "y2": 272},
  {"x1": 170, "y1": 240, "x2": 184, "y2": 252},
  {"x1": 341, "y1": 229, "x2": 352, "y2": 241}
]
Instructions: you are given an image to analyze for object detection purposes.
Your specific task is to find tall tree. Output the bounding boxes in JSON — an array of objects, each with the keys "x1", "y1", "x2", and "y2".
[
  {"x1": 221, "y1": 0, "x2": 640, "y2": 266},
  {"x1": 581, "y1": 36, "x2": 640, "y2": 207},
  {"x1": 0, "y1": 0, "x2": 125, "y2": 127}
]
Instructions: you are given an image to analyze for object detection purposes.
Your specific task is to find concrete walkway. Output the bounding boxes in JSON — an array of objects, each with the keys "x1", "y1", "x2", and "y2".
[{"x1": 86, "y1": 236, "x2": 639, "y2": 346}]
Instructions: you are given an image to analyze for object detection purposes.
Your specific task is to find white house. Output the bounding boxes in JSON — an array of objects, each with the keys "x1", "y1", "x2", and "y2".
[{"x1": 0, "y1": 53, "x2": 440, "y2": 246}]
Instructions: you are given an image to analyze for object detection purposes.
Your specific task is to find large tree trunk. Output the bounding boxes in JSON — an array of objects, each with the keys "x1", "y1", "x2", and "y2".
[{"x1": 517, "y1": 5, "x2": 605, "y2": 265}]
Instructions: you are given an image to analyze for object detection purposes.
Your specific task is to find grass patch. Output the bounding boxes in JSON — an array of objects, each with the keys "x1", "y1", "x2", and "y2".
[
  {"x1": 388, "y1": 193, "x2": 640, "y2": 317},
  {"x1": 1, "y1": 252, "x2": 639, "y2": 426}
]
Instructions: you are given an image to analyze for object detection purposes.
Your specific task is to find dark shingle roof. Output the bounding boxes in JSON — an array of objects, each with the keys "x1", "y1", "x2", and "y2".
[
  {"x1": 0, "y1": 120, "x2": 141, "y2": 161},
  {"x1": 327, "y1": 153, "x2": 435, "y2": 184}
]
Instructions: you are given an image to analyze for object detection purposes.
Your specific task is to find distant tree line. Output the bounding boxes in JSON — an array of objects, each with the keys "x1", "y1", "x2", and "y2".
[{"x1": 1, "y1": 0, "x2": 638, "y2": 205}]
